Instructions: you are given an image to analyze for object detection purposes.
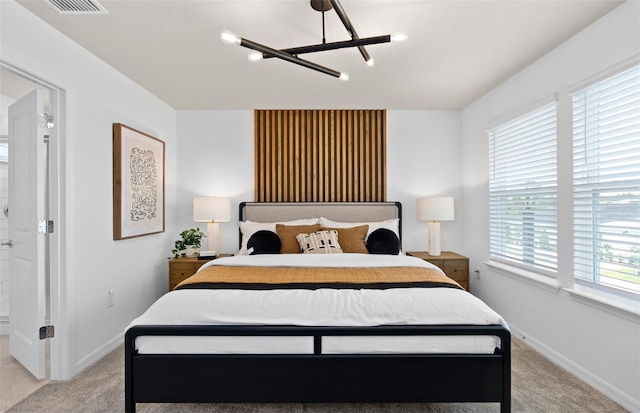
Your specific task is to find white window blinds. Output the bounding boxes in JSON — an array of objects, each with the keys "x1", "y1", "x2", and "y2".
[
  {"x1": 489, "y1": 102, "x2": 558, "y2": 273},
  {"x1": 572, "y1": 64, "x2": 640, "y2": 296}
]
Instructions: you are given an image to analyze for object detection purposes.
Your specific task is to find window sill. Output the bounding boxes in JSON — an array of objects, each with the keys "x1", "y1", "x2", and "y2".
[
  {"x1": 485, "y1": 260, "x2": 562, "y2": 293},
  {"x1": 564, "y1": 287, "x2": 640, "y2": 324}
]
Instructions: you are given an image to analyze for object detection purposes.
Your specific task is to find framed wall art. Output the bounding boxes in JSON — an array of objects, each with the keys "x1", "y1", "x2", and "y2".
[{"x1": 113, "y1": 123, "x2": 165, "y2": 240}]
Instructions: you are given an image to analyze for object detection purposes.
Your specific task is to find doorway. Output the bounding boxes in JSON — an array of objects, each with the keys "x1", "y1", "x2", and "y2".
[{"x1": 0, "y1": 62, "x2": 66, "y2": 409}]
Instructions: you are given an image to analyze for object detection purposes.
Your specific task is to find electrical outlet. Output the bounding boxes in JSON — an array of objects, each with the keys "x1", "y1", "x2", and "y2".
[
  {"x1": 107, "y1": 291, "x2": 115, "y2": 308},
  {"x1": 474, "y1": 268, "x2": 481, "y2": 280}
]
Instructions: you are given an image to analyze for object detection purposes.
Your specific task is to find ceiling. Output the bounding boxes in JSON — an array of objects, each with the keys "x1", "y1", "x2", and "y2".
[{"x1": 14, "y1": 0, "x2": 624, "y2": 110}]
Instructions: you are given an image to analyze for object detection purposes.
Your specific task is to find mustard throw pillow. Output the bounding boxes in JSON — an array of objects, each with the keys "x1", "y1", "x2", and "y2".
[
  {"x1": 321, "y1": 224, "x2": 369, "y2": 254},
  {"x1": 276, "y1": 224, "x2": 322, "y2": 253}
]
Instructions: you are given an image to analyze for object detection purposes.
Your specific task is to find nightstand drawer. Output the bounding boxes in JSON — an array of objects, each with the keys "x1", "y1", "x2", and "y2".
[
  {"x1": 443, "y1": 261, "x2": 468, "y2": 280},
  {"x1": 170, "y1": 263, "x2": 195, "y2": 276},
  {"x1": 169, "y1": 260, "x2": 203, "y2": 290}
]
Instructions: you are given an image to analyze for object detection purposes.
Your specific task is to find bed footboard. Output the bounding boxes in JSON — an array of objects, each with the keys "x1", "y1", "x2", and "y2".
[{"x1": 125, "y1": 325, "x2": 510, "y2": 413}]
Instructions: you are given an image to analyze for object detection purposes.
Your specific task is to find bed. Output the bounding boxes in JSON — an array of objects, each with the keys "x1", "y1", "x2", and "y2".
[{"x1": 125, "y1": 202, "x2": 511, "y2": 412}]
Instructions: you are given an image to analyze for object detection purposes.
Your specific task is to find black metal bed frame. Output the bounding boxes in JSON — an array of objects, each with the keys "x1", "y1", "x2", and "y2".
[
  {"x1": 125, "y1": 324, "x2": 511, "y2": 412},
  {"x1": 125, "y1": 202, "x2": 510, "y2": 411}
]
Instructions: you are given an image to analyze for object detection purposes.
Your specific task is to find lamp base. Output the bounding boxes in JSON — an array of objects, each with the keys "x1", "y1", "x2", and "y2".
[
  {"x1": 427, "y1": 221, "x2": 441, "y2": 256},
  {"x1": 205, "y1": 222, "x2": 220, "y2": 255}
]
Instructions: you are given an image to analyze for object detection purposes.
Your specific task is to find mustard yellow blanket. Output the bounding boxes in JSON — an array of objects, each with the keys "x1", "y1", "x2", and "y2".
[{"x1": 175, "y1": 265, "x2": 462, "y2": 290}]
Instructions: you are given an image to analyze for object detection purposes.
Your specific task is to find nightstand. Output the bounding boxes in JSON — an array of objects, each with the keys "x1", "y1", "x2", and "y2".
[
  {"x1": 168, "y1": 254, "x2": 233, "y2": 290},
  {"x1": 407, "y1": 251, "x2": 469, "y2": 290}
]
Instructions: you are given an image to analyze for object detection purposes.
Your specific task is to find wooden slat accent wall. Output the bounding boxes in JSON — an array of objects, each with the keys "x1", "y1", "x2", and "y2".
[{"x1": 255, "y1": 109, "x2": 386, "y2": 202}]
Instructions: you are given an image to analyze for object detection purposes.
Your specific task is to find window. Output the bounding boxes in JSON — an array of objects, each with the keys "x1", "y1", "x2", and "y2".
[
  {"x1": 572, "y1": 64, "x2": 640, "y2": 296},
  {"x1": 488, "y1": 102, "x2": 558, "y2": 274},
  {"x1": 0, "y1": 143, "x2": 7, "y2": 162}
]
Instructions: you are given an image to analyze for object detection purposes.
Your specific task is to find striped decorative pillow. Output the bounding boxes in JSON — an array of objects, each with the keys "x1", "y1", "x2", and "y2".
[{"x1": 296, "y1": 230, "x2": 343, "y2": 254}]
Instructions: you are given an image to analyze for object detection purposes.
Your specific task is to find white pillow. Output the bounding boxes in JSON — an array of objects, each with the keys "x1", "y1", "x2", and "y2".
[
  {"x1": 318, "y1": 217, "x2": 400, "y2": 240},
  {"x1": 296, "y1": 230, "x2": 343, "y2": 254},
  {"x1": 238, "y1": 218, "x2": 319, "y2": 255}
]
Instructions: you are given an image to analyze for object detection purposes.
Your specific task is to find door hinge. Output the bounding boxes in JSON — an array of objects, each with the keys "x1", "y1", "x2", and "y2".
[
  {"x1": 38, "y1": 220, "x2": 54, "y2": 234},
  {"x1": 38, "y1": 113, "x2": 54, "y2": 129},
  {"x1": 39, "y1": 325, "x2": 55, "y2": 339}
]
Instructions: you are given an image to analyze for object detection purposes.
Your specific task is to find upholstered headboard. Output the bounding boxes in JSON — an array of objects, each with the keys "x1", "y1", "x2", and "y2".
[{"x1": 239, "y1": 201, "x2": 402, "y2": 246}]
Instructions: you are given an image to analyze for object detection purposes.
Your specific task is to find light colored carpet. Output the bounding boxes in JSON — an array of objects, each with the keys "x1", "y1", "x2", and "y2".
[
  {"x1": 7, "y1": 338, "x2": 627, "y2": 413},
  {"x1": 0, "y1": 336, "x2": 48, "y2": 413}
]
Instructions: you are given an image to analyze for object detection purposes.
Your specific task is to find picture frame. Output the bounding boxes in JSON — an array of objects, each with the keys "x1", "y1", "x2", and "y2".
[{"x1": 113, "y1": 123, "x2": 165, "y2": 240}]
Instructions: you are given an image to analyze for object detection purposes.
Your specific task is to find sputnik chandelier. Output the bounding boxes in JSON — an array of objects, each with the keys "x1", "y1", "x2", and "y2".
[{"x1": 220, "y1": 0, "x2": 407, "y2": 81}]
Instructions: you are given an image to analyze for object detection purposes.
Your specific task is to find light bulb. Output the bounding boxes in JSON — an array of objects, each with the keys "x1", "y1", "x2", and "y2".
[
  {"x1": 390, "y1": 32, "x2": 408, "y2": 43},
  {"x1": 220, "y1": 30, "x2": 241, "y2": 45},
  {"x1": 248, "y1": 52, "x2": 263, "y2": 62},
  {"x1": 339, "y1": 72, "x2": 350, "y2": 81},
  {"x1": 366, "y1": 58, "x2": 375, "y2": 67}
]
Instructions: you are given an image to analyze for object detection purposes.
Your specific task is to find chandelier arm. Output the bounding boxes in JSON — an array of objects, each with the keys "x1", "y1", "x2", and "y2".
[
  {"x1": 328, "y1": 0, "x2": 371, "y2": 64},
  {"x1": 260, "y1": 35, "x2": 391, "y2": 59},
  {"x1": 239, "y1": 37, "x2": 345, "y2": 79},
  {"x1": 322, "y1": 8, "x2": 326, "y2": 44}
]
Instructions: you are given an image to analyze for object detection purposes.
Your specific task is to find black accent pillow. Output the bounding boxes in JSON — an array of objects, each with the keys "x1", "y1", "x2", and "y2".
[
  {"x1": 366, "y1": 228, "x2": 400, "y2": 255},
  {"x1": 247, "y1": 230, "x2": 281, "y2": 255}
]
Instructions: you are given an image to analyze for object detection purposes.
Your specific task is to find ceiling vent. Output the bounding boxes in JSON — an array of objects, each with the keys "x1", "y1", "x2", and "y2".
[{"x1": 45, "y1": 0, "x2": 108, "y2": 14}]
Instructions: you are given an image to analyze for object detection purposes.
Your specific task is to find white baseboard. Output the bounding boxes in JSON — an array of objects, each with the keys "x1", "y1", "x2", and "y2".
[
  {"x1": 74, "y1": 332, "x2": 123, "y2": 375},
  {"x1": 509, "y1": 324, "x2": 639, "y2": 413}
]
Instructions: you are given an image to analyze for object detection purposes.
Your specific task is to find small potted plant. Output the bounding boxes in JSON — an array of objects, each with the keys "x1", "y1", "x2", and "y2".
[{"x1": 171, "y1": 228, "x2": 205, "y2": 258}]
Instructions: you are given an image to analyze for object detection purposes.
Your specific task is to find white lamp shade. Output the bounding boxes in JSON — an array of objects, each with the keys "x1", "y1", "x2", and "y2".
[
  {"x1": 417, "y1": 197, "x2": 455, "y2": 222},
  {"x1": 193, "y1": 197, "x2": 231, "y2": 222}
]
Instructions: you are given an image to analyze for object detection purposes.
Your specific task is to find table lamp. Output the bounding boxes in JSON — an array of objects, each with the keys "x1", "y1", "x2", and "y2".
[
  {"x1": 417, "y1": 197, "x2": 455, "y2": 256},
  {"x1": 193, "y1": 196, "x2": 231, "y2": 255}
]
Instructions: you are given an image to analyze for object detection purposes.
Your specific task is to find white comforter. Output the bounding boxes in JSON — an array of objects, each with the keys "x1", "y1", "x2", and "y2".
[{"x1": 128, "y1": 254, "x2": 505, "y2": 332}]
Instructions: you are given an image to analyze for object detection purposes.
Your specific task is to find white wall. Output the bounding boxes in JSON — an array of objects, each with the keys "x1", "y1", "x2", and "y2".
[
  {"x1": 1, "y1": 0, "x2": 178, "y2": 378},
  {"x1": 176, "y1": 111, "x2": 254, "y2": 254},
  {"x1": 461, "y1": 1, "x2": 640, "y2": 410},
  {"x1": 176, "y1": 110, "x2": 463, "y2": 254},
  {"x1": 387, "y1": 111, "x2": 463, "y2": 252}
]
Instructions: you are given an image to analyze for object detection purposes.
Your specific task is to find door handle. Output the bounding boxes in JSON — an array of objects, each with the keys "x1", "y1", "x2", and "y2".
[{"x1": 1, "y1": 240, "x2": 13, "y2": 247}]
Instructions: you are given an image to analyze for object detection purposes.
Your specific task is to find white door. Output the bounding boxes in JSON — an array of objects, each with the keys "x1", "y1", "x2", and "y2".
[{"x1": 8, "y1": 89, "x2": 47, "y2": 379}]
